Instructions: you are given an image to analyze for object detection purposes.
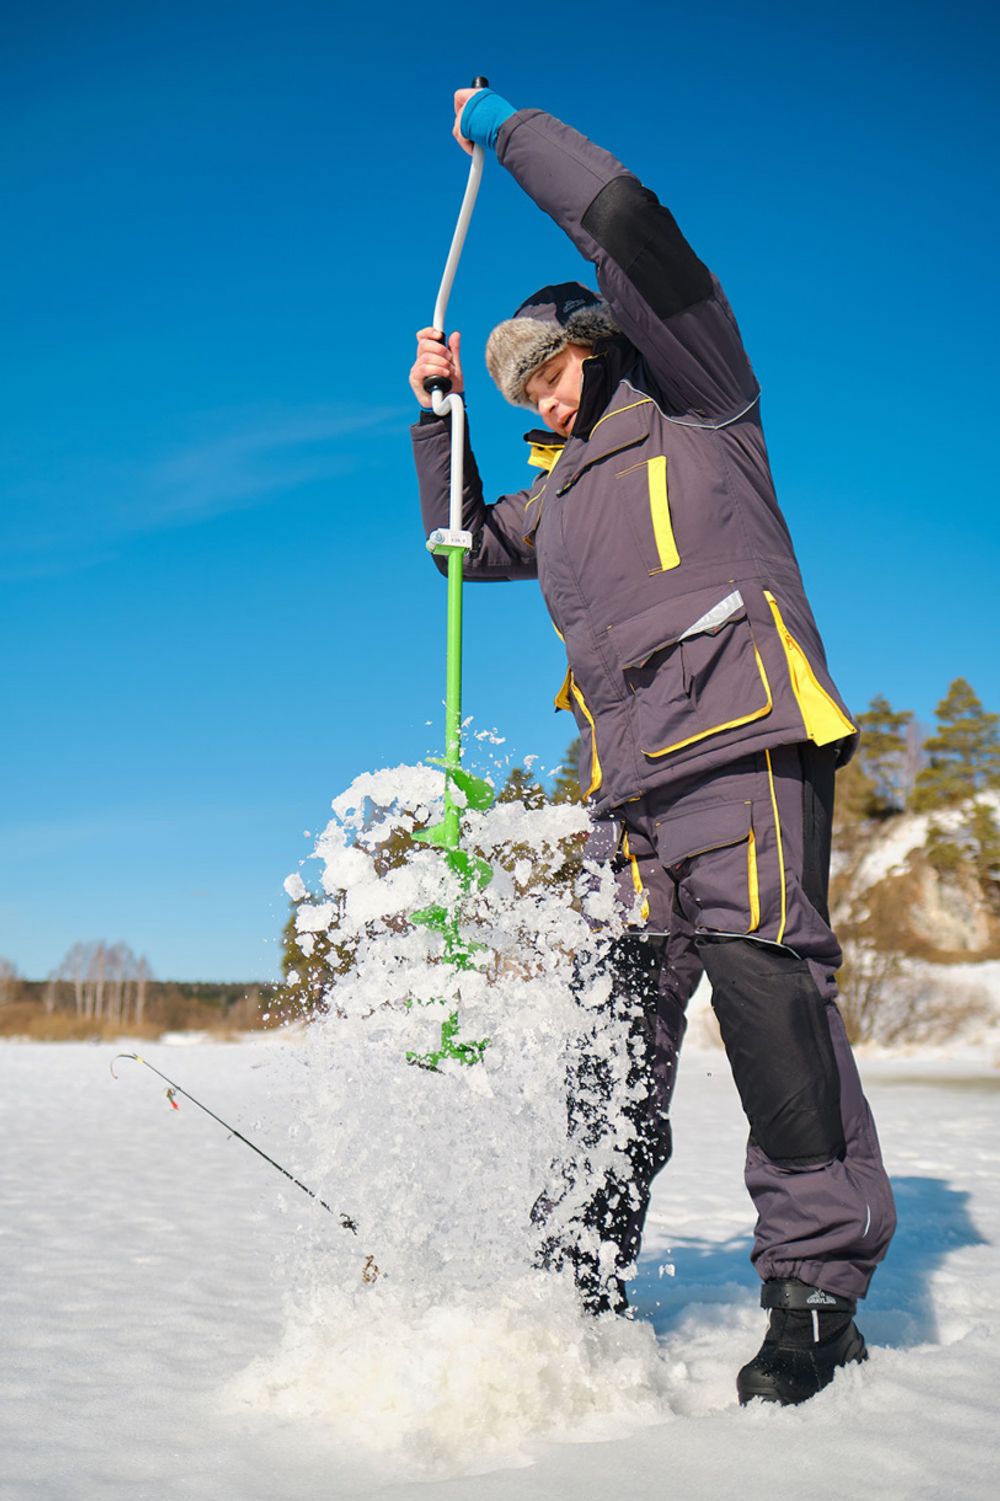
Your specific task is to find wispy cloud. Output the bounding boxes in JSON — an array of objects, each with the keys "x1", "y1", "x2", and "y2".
[
  {"x1": 0, "y1": 401, "x2": 408, "y2": 580},
  {"x1": 142, "y1": 405, "x2": 404, "y2": 527}
]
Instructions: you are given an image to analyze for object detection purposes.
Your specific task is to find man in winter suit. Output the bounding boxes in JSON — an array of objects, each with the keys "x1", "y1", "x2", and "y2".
[{"x1": 409, "y1": 87, "x2": 896, "y2": 1406}]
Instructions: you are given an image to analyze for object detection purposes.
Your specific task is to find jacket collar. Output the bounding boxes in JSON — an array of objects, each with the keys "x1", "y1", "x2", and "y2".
[
  {"x1": 523, "y1": 433, "x2": 565, "y2": 472},
  {"x1": 520, "y1": 333, "x2": 631, "y2": 464},
  {"x1": 573, "y1": 336, "x2": 621, "y2": 438}
]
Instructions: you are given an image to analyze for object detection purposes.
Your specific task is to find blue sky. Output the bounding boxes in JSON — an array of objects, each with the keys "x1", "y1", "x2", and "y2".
[{"x1": 3, "y1": 0, "x2": 997, "y2": 980}]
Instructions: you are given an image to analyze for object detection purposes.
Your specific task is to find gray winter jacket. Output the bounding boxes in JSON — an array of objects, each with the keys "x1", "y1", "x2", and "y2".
[{"x1": 411, "y1": 109, "x2": 856, "y2": 813}]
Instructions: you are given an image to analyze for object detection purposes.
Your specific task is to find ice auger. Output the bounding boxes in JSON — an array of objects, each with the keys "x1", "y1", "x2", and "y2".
[{"x1": 408, "y1": 78, "x2": 495, "y2": 1071}]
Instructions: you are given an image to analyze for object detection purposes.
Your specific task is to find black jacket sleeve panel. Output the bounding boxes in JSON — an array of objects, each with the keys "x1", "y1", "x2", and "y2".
[
  {"x1": 579, "y1": 174, "x2": 713, "y2": 320},
  {"x1": 411, "y1": 416, "x2": 540, "y2": 582},
  {"x1": 495, "y1": 109, "x2": 759, "y2": 421}
]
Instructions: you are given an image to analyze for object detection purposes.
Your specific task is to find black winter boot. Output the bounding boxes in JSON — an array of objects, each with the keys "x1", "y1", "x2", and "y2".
[{"x1": 737, "y1": 1278, "x2": 868, "y2": 1406}]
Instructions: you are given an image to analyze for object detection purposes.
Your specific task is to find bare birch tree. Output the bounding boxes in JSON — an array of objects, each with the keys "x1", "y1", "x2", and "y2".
[
  {"x1": 135, "y1": 955, "x2": 150, "y2": 1025},
  {"x1": 50, "y1": 941, "x2": 154, "y2": 1025},
  {"x1": 0, "y1": 957, "x2": 21, "y2": 1007}
]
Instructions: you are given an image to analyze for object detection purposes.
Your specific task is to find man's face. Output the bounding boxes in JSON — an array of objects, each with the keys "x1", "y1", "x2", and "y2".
[{"x1": 524, "y1": 343, "x2": 591, "y2": 438}]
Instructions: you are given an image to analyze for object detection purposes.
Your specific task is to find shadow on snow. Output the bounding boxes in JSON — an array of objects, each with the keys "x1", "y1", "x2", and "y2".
[{"x1": 627, "y1": 1176, "x2": 986, "y2": 1350}]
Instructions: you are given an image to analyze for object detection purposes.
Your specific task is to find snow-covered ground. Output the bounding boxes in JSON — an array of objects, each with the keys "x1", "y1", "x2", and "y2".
[{"x1": 4, "y1": 1036, "x2": 999, "y2": 1501}]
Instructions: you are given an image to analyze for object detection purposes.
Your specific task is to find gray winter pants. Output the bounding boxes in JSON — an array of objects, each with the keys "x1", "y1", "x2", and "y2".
[{"x1": 588, "y1": 743, "x2": 896, "y2": 1302}]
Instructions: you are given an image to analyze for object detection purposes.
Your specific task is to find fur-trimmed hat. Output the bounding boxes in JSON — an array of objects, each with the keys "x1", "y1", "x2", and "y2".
[{"x1": 485, "y1": 282, "x2": 619, "y2": 409}]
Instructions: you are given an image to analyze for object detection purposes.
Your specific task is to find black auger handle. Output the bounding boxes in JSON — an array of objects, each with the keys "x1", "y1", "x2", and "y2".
[{"x1": 423, "y1": 335, "x2": 452, "y2": 398}]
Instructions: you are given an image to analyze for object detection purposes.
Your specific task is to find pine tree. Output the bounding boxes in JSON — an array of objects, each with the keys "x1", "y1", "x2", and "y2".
[
  {"x1": 549, "y1": 738, "x2": 582, "y2": 805},
  {"x1": 923, "y1": 821, "x2": 965, "y2": 877},
  {"x1": 498, "y1": 763, "x2": 547, "y2": 808},
  {"x1": 280, "y1": 879, "x2": 365, "y2": 1016},
  {"x1": 832, "y1": 695, "x2": 912, "y2": 856},
  {"x1": 831, "y1": 755, "x2": 879, "y2": 849},
  {"x1": 967, "y1": 801, "x2": 1000, "y2": 913},
  {"x1": 856, "y1": 694, "x2": 914, "y2": 815},
  {"x1": 911, "y1": 679, "x2": 1000, "y2": 811}
]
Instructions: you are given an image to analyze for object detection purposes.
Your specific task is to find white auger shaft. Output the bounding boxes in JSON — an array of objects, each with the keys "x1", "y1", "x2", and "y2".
[
  {"x1": 425, "y1": 133, "x2": 485, "y2": 540},
  {"x1": 430, "y1": 142, "x2": 485, "y2": 341}
]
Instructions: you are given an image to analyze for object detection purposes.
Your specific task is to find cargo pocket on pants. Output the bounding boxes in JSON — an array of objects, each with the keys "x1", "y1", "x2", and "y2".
[{"x1": 654, "y1": 799, "x2": 762, "y2": 936}]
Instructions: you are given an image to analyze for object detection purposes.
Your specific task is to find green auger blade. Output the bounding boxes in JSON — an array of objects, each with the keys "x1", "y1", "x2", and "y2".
[
  {"x1": 406, "y1": 1010, "x2": 490, "y2": 1071},
  {"x1": 411, "y1": 841, "x2": 492, "y2": 890},
  {"x1": 410, "y1": 903, "x2": 451, "y2": 933},
  {"x1": 442, "y1": 937, "x2": 485, "y2": 971},
  {"x1": 403, "y1": 993, "x2": 447, "y2": 1010},
  {"x1": 411, "y1": 908, "x2": 486, "y2": 972},
  {"x1": 428, "y1": 759, "x2": 495, "y2": 811},
  {"x1": 406, "y1": 1053, "x2": 444, "y2": 1073},
  {"x1": 412, "y1": 820, "x2": 451, "y2": 850},
  {"x1": 445, "y1": 847, "x2": 493, "y2": 890}
]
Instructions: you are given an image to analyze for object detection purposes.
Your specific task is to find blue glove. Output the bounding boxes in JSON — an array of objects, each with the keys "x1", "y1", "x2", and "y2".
[{"x1": 460, "y1": 89, "x2": 516, "y2": 151}]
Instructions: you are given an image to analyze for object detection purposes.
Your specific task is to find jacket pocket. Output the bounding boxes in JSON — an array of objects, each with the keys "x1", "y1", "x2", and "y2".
[
  {"x1": 653, "y1": 799, "x2": 761, "y2": 934},
  {"x1": 611, "y1": 585, "x2": 773, "y2": 760},
  {"x1": 615, "y1": 453, "x2": 680, "y2": 574},
  {"x1": 555, "y1": 434, "x2": 646, "y2": 496},
  {"x1": 764, "y1": 592, "x2": 855, "y2": 746},
  {"x1": 646, "y1": 455, "x2": 680, "y2": 572},
  {"x1": 554, "y1": 668, "x2": 602, "y2": 797}
]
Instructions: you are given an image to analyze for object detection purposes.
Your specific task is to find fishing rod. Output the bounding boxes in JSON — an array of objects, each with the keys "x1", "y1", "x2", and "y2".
[{"x1": 111, "y1": 1051, "x2": 379, "y2": 1281}]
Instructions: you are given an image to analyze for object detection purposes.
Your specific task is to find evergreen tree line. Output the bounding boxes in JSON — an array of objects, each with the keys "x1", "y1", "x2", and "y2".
[
  {"x1": 838, "y1": 677, "x2": 1000, "y2": 911},
  {"x1": 842, "y1": 678, "x2": 1000, "y2": 819}
]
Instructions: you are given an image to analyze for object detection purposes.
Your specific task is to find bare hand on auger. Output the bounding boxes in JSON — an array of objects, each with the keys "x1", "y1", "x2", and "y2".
[{"x1": 409, "y1": 328, "x2": 463, "y2": 408}]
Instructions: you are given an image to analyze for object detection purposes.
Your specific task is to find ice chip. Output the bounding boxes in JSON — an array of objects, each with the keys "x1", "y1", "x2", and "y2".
[{"x1": 295, "y1": 902, "x2": 336, "y2": 934}]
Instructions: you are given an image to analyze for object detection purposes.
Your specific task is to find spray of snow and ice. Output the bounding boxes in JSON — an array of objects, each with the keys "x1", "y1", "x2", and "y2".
[{"x1": 230, "y1": 763, "x2": 670, "y2": 1471}]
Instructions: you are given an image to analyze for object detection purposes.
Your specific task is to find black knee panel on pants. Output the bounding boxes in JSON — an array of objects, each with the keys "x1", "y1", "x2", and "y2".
[{"x1": 697, "y1": 937, "x2": 845, "y2": 1165}]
